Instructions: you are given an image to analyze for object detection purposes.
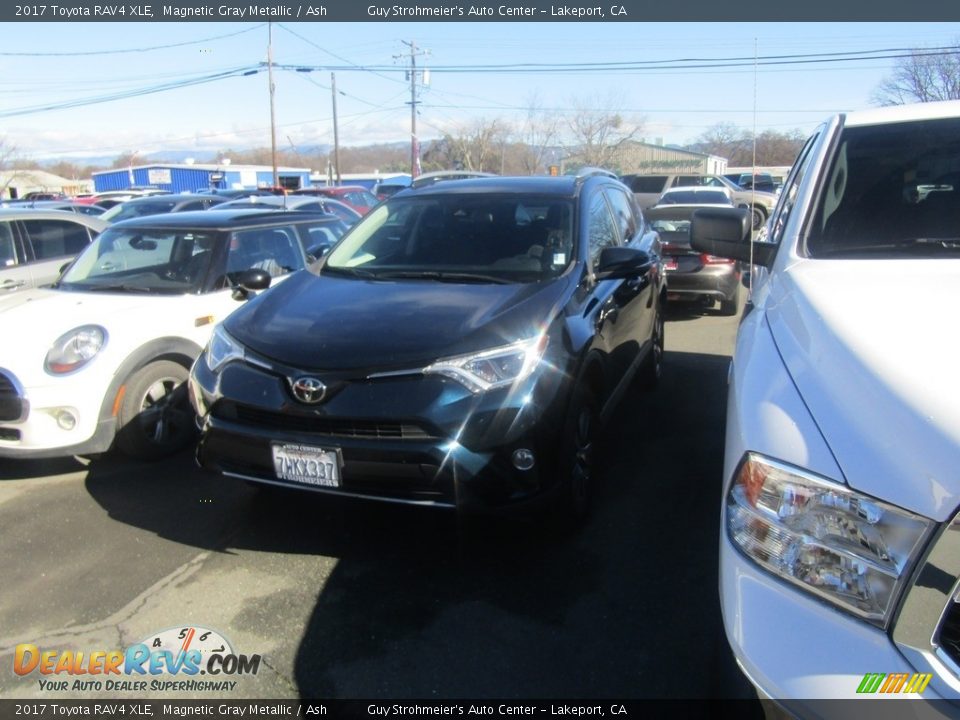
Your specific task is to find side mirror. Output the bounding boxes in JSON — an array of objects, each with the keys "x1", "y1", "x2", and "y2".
[
  {"x1": 308, "y1": 242, "x2": 331, "y2": 258},
  {"x1": 231, "y1": 269, "x2": 271, "y2": 300},
  {"x1": 691, "y1": 207, "x2": 776, "y2": 267},
  {"x1": 594, "y1": 246, "x2": 652, "y2": 280}
]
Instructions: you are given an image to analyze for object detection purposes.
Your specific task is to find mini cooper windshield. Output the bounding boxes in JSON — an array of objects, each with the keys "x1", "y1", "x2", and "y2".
[
  {"x1": 59, "y1": 228, "x2": 222, "y2": 294},
  {"x1": 323, "y1": 195, "x2": 576, "y2": 283}
]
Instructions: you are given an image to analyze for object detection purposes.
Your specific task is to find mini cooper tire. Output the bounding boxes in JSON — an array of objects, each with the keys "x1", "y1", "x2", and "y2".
[{"x1": 115, "y1": 360, "x2": 197, "y2": 460}]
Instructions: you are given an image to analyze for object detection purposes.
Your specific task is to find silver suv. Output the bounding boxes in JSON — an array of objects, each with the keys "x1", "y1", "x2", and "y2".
[
  {"x1": 620, "y1": 173, "x2": 777, "y2": 229},
  {"x1": 0, "y1": 209, "x2": 107, "y2": 294}
]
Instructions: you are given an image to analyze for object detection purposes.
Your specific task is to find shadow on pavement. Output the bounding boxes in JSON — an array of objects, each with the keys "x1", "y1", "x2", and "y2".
[{"x1": 78, "y1": 349, "x2": 756, "y2": 702}]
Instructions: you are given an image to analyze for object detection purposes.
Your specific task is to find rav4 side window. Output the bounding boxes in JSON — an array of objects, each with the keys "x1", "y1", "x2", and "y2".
[
  {"x1": 587, "y1": 193, "x2": 620, "y2": 270},
  {"x1": 604, "y1": 187, "x2": 638, "y2": 243}
]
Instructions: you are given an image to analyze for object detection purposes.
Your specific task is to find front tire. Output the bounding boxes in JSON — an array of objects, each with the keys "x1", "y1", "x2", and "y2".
[
  {"x1": 640, "y1": 303, "x2": 665, "y2": 389},
  {"x1": 555, "y1": 386, "x2": 600, "y2": 526},
  {"x1": 115, "y1": 360, "x2": 197, "y2": 460},
  {"x1": 751, "y1": 206, "x2": 766, "y2": 231}
]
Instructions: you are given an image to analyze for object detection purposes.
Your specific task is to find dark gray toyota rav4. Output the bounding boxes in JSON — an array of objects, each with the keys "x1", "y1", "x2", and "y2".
[{"x1": 189, "y1": 170, "x2": 665, "y2": 522}]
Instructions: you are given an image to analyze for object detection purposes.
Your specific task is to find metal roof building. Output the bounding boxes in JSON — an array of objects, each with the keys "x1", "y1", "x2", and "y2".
[{"x1": 92, "y1": 163, "x2": 313, "y2": 194}]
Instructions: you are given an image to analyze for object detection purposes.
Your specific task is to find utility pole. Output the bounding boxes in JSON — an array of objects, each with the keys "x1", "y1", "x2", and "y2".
[
  {"x1": 331, "y1": 72, "x2": 341, "y2": 185},
  {"x1": 398, "y1": 41, "x2": 428, "y2": 179},
  {"x1": 267, "y1": 22, "x2": 279, "y2": 189}
]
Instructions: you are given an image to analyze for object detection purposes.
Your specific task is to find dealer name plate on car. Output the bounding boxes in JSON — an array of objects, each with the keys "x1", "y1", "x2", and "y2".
[{"x1": 271, "y1": 443, "x2": 341, "y2": 487}]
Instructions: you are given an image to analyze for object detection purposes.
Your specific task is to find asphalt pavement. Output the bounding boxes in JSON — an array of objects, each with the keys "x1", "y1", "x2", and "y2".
[{"x1": 0, "y1": 299, "x2": 758, "y2": 703}]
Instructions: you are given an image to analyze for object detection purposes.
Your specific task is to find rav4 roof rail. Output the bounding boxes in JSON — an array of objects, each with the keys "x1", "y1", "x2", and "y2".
[{"x1": 574, "y1": 167, "x2": 618, "y2": 181}]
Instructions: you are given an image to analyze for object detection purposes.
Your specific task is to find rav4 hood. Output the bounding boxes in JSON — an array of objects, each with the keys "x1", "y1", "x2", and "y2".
[
  {"x1": 766, "y1": 259, "x2": 960, "y2": 521},
  {"x1": 224, "y1": 270, "x2": 574, "y2": 373}
]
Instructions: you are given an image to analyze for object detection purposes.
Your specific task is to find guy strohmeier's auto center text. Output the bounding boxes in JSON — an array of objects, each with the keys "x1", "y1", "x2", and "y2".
[{"x1": 367, "y1": 4, "x2": 627, "y2": 17}]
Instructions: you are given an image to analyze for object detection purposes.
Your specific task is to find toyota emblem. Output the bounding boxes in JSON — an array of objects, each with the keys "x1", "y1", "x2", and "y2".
[{"x1": 290, "y1": 376, "x2": 327, "y2": 404}]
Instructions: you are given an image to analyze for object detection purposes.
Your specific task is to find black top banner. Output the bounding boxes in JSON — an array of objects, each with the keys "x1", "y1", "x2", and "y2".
[{"x1": 3, "y1": 0, "x2": 960, "y2": 22}]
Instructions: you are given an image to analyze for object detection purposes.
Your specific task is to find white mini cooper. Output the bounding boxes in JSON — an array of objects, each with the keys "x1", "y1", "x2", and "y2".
[{"x1": 0, "y1": 208, "x2": 346, "y2": 460}]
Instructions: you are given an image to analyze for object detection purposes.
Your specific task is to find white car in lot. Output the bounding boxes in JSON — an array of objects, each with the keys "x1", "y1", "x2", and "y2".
[
  {"x1": 691, "y1": 100, "x2": 960, "y2": 710},
  {"x1": 0, "y1": 209, "x2": 344, "y2": 460}
]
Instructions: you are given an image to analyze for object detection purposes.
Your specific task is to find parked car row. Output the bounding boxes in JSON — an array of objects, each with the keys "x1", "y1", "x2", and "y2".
[{"x1": 0, "y1": 169, "x2": 666, "y2": 527}]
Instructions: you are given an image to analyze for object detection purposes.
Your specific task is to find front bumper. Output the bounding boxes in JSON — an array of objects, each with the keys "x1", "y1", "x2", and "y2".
[
  {"x1": 0, "y1": 369, "x2": 116, "y2": 458},
  {"x1": 665, "y1": 261, "x2": 740, "y2": 301},
  {"x1": 720, "y1": 530, "x2": 954, "y2": 705},
  {"x1": 191, "y1": 352, "x2": 570, "y2": 512}
]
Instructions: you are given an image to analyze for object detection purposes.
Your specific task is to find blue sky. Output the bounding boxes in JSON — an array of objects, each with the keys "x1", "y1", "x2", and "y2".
[{"x1": 1, "y1": 21, "x2": 958, "y2": 164}]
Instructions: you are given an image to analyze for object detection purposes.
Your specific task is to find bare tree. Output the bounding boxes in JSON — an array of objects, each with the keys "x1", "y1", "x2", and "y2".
[
  {"x1": 515, "y1": 94, "x2": 561, "y2": 175},
  {"x1": 437, "y1": 118, "x2": 510, "y2": 173},
  {"x1": 0, "y1": 137, "x2": 25, "y2": 198},
  {"x1": 690, "y1": 124, "x2": 805, "y2": 167},
  {"x1": 873, "y1": 44, "x2": 960, "y2": 105},
  {"x1": 563, "y1": 94, "x2": 643, "y2": 172},
  {"x1": 694, "y1": 123, "x2": 752, "y2": 164}
]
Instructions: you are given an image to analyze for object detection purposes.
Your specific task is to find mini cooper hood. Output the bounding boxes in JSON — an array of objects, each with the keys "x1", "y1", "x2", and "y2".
[
  {"x1": 766, "y1": 259, "x2": 960, "y2": 521},
  {"x1": 224, "y1": 270, "x2": 573, "y2": 373},
  {"x1": 0, "y1": 288, "x2": 195, "y2": 354}
]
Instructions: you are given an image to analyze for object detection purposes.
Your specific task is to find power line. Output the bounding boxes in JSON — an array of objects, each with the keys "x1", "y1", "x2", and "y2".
[
  {"x1": 0, "y1": 25, "x2": 266, "y2": 56},
  {"x1": 0, "y1": 66, "x2": 260, "y2": 119}
]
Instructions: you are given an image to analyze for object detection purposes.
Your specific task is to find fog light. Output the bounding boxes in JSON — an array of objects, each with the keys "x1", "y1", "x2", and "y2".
[
  {"x1": 512, "y1": 448, "x2": 535, "y2": 471},
  {"x1": 56, "y1": 410, "x2": 77, "y2": 431}
]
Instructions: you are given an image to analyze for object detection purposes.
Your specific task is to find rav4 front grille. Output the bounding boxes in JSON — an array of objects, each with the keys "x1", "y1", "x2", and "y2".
[{"x1": 228, "y1": 405, "x2": 439, "y2": 441}]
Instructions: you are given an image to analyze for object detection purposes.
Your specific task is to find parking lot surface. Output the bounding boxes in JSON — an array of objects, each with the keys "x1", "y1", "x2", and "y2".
[{"x1": 0, "y1": 301, "x2": 756, "y2": 701}]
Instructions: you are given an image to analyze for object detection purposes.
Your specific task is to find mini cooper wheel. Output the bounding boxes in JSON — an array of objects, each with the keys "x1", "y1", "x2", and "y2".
[{"x1": 115, "y1": 360, "x2": 197, "y2": 460}]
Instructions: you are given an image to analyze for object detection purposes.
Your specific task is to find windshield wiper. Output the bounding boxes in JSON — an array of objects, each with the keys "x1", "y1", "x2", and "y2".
[
  {"x1": 79, "y1": 283, "x2": 155, "y2": 293},
  {"x1": 321, "y1": 265, "x2": 378, "y2": 279},
  {"x1": 816, "y1": 237, "x2": 960, "y2": 257},
  {"x1": 374, "y1": 270, "x2": 513, "y2": 284}
]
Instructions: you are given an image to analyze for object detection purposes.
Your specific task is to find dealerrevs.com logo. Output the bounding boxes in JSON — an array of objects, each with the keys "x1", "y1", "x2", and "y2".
[{"x1": 14, "y1": 626, "x2": 261, "y2": 693}]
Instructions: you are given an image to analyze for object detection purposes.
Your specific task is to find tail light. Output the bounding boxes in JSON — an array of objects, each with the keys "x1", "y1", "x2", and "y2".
[{"x1": 700, "y1": 253, "x2": 736, "y2": 265}]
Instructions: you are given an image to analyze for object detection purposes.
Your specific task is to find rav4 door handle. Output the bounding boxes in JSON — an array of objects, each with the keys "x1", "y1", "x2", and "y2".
[{"x1": 1, "y1": 280, "x2": 25, "y2": 290}]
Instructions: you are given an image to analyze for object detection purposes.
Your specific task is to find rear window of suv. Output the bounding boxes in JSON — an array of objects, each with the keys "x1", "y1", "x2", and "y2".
[
  {"x1": 808, "y1": 116, "x2": 960, "y2": 258},
  {"x1": 622, "y1": 176, "x2": 667, "y2": 193}
]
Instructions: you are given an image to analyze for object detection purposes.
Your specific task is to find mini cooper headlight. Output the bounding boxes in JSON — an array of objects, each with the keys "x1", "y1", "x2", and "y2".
[
  {"x1": 727, "y1": 453, "x2": 933, "y2": 626},
  {"x1": 205, "y1": 325, "x2": 245, "y2": 373},
  {"x1": 423, "y1": 335, "x2": 548, "y2": 394},
  {"x1": 44, "y1": 325, "x2": 107, "y2": 375}
]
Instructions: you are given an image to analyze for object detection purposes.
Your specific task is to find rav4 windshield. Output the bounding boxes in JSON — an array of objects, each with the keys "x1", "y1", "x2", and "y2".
[
  {"x1": 324, "y1": 195, "x2": 575, "y2": 282},
  {"x1": 808, "y1": 116, "x2": 960, "y2": 258}
]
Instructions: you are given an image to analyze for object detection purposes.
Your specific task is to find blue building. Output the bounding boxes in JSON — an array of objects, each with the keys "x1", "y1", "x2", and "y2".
[{"x1": 92, "y1": 163, "x2": 313, "y2": 194}]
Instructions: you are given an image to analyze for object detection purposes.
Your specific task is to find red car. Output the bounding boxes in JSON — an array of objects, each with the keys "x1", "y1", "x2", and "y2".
[{"x1": 292, "y1": 185, "x2": 379, "y2": 215}]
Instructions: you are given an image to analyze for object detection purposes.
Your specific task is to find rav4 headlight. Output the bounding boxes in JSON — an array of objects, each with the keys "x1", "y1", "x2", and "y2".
[
  {"x1": 727, "y1": 453, "x2": 933, "y2": 627},
  {"x1": 44, "y1": 325, "x2": 107, "y2": 375},
  {"x1": 423, "y1": 336, "x2": 548, "y2": 394},
  {"x1": 205, "y1": 325, "x2": 245, "y2": 373}
]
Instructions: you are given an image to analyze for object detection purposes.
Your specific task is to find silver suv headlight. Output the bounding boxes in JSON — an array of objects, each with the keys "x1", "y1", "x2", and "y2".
[{"x1": 727, "y1": 453, "x2": 933, "y2": 627}]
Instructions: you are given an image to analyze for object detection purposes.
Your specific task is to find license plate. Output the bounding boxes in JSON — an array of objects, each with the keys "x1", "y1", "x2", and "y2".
[
  {"x1": 271, "y1": 443, "x2": 341, "y2": 487},
  {"x1": 665, "y1": 259, "x2": 679, "y2": 271}
]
